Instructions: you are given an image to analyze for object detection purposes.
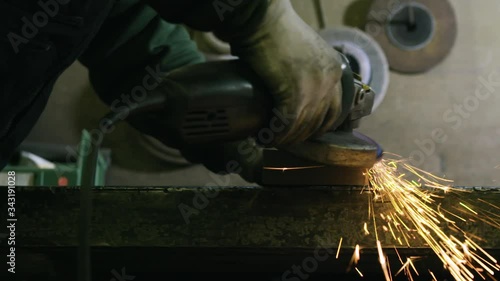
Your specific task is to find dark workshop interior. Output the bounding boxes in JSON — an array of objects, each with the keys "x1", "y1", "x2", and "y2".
[{"x1": 1, "y1": 0, "x2": 499, "y2": 280}]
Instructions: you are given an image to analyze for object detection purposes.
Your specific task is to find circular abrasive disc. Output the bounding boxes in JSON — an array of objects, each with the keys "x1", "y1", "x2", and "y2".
[
  {"x1": 365, "y1": 0, "x2": 457, "y2": 73},
  {"x1": 319, "y1": 26, "x2": 390, "y2": 112}
]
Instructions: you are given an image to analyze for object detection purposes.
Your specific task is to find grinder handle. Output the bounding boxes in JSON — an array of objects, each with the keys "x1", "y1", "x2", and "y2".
[
  {"x1": 160, "y1": 59, "x2": 272, "y2": 146},
  {"x1": 159, "y1": 58, "x2": 355, "y2": 146}
]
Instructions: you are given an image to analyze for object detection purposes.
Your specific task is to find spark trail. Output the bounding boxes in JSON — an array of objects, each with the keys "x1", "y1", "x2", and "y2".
[{"x1": 366, "y1": 156, "x2": 500, "y2": 281}]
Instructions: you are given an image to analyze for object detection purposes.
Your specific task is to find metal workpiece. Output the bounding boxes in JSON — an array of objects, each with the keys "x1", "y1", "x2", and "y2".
[
  {"x1": 2, "y1": 186, "x2": 499, "y2": 279},
  {"x1": 3, "y1": 186, "x2": 499, "y2": 248}
]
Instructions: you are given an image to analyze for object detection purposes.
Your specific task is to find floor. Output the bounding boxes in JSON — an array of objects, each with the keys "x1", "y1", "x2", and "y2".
[{"x1": 25, "y1": 0, "x2": 500, "y2": 187}]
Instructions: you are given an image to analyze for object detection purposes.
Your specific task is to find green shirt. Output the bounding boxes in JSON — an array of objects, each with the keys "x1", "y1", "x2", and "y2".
[{"x1": 78, "y1": 0, "x2": 205, "y2": 105}]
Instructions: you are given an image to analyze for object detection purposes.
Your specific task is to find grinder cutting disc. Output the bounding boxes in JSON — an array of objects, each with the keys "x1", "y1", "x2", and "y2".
[
  {"x1": 365, "y1": 0, "x2": 457, "y2": 73},
  {"x1": 261, "y1": 131, "x2": 383, "y2": 186}
]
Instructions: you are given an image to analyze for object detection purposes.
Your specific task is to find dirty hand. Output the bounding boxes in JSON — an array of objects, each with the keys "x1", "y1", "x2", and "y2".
[{"x1": 222, "y1": 0, "x2": 344, "y2": 146}]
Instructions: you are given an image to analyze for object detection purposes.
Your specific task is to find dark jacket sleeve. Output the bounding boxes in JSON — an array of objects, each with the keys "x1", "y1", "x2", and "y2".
[
  {"x1": 78, "y1": 0, "x2": 205, "y2": 108},
  {"x1": 141, "y1": 0, "x2": 268, "y2": 39}
]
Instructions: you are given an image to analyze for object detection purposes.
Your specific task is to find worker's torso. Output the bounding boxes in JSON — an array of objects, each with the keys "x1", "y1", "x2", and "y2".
[{"x1": 0, "y1": 0, "x2": 116, "y2": 167}]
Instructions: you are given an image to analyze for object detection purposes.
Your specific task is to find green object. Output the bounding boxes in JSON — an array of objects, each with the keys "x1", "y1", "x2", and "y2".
[
  {"x1": 77, "y1": 0, "x2": 205, "y2": 106},
  {"x1": 0, "y1": 130, "x2": 110, "y2": 186}
]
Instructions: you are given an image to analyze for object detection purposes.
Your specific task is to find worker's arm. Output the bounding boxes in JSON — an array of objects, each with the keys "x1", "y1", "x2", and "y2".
[
  {"x1": 78, "y1": 0, "x2": 211, "y2": 145},
  {"x1": 141, "y1": 0, "x2": 345, "y2": 146},
  {"x1": 79, "y1": 0, "x2": 343, "y2": 184},
  {"x1": 142, "y1": 0, "x2": 345, "y2": 184},
  {"x1": 78, "y1": 0, "x2": 263, "y2": 182},
  {"x1": 78, "y1": 0, "x2": 204, "y2": 107}
]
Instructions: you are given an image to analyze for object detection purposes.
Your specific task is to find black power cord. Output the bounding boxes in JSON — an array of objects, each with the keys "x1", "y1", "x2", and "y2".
[{"x1": 78, "y1": 93, "x2": 167, "y2": 281}]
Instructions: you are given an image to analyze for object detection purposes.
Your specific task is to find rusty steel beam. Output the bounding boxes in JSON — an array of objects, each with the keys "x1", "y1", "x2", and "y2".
[{"x1": 1, "y1": 186, "x2": 499, "y2": 280}]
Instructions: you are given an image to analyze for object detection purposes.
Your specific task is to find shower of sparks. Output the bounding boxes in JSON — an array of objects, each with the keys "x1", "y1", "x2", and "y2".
[
  {"x1": 348, "y1": 244, "x2": 361, "y2": 272},
  {"x1": 365, "y1": 156, "x2": 500, "y2": 281},
  {"x1": 377, "y1": 240, "x2": 392, "y2": 281},
  {"x1": 353, "y1": 244, "x2": 361, "y2": 264},
  {"x1": 263, "y1": 165, "x2": 324, "y2": 172},
  {"x1": 478, "y1": 198, "x2": 500, "y2": 212},
  {"x1": 395, "y1": 257, "x2": 420, "y2": 279},
  {"x1": 459, "y1": 202, "x2": 478, "y2": 215},
  {"x1": 355, "y1": 267, "x2": 364, "y2": 277},
  {"x1": 363, "y1": 222, "x2": 370, "y2": 235},
  {"x1": 336, "y1": 237, "x2": 343, "y2": 259},
  {"x1": 429, "y1": 270, "x2": 438, "y2": 281}
]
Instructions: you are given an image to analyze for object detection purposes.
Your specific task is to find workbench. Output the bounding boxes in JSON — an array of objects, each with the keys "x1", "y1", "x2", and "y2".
[{"x1": 1, "y1": 186, "x2": 499, "y2": 280}]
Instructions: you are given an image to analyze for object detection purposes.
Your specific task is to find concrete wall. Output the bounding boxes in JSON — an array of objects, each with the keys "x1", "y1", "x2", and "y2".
[
  {"x1": 26, "y1": 0, "x2": 500, "y2": 186},
  {"x1": 290, "y1": 0, "x2": 500, "y2": 186}
]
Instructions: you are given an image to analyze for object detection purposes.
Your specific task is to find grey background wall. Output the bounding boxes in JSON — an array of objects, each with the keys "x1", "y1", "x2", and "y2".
[{"x1": 25, "y1": 0, "x2": 500, "y2": 186}]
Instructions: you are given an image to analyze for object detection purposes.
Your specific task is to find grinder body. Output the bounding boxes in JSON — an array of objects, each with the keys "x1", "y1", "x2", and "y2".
[
  {"x1": 134, "y1": 57, "x2": 381, "y2": 174},
  {"x1": 156, "y1": 57, "x2": 367, "y2": 148}
]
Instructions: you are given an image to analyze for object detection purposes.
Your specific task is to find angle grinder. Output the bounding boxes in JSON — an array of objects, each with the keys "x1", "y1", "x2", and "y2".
[{"x1": 105, "y1": 55, "x2": 383, "y2": 186}]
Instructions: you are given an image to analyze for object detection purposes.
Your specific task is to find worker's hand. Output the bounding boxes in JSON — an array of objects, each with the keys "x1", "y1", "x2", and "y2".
[{"x1": 222, "y1": 0, "x2": 344, "y2": 146}]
